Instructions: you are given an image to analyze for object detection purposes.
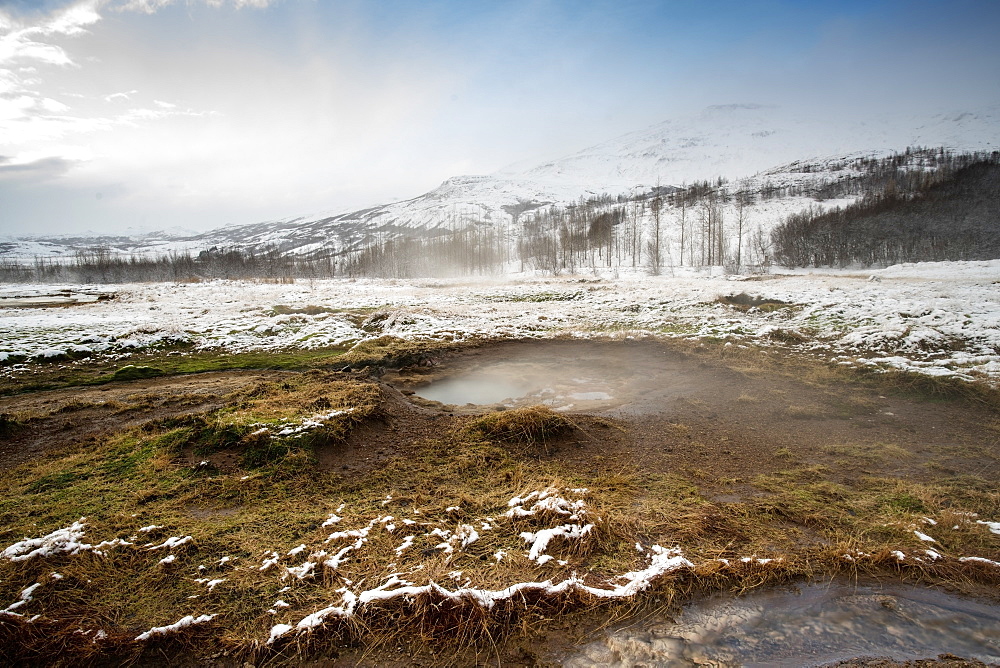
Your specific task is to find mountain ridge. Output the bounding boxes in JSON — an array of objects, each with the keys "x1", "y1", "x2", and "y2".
[{"x1": 3, "y1": 103, "x2": 998, "y2": 262}]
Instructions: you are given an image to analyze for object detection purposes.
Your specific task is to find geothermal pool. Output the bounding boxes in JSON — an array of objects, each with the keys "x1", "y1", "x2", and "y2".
[
  {"x1": 563, "y1": 579, "x2": 1000, "y2": 667},
  {"x1": 397, "y1": 340, "x2": 716, "y2": 413}
]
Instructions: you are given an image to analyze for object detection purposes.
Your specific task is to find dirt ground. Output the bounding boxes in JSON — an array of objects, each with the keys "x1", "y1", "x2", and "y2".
[
  {"x1": 381, "y1": 339, "x2": 997, "y2": 493},
  {"x1": 3, "y1": 339, "x2": 993, "y2": 487},
  {"x1": 1, "y1": 339, "x2": 997, "y2": 666}
]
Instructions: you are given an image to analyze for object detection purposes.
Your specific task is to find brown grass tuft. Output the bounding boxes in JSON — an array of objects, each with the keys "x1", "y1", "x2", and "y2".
[
  {"x1": 339, "y1": 336, "x2": 456, "y2": 371},
  {"x1": 465, "y1": 407, "x2": 573, "y2": 446}
]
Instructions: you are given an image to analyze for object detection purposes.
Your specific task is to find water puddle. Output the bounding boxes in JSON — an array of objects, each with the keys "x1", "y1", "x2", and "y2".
[
  {"x1": 412, "y1": 372, "x2": 535, "y2": 406},
  {"x1": 0, "y1": 289, "x2": 112, "y2": 308},
  {"x1": 395, "y1": 341, "x2": 712, "y2": 412},
  {"x1": 563, "y1": 580, "x2": 1000, "y2": 667},
  {"x1": 411, "y1": 360, "x2": 616, "y2": 410}
]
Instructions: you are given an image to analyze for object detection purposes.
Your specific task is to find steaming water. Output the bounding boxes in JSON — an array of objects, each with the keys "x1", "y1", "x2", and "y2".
[
  {"x1": 411, "y1": 360, "x2": 619, "y2": 410},
  {"x1": 414, "y1": 373, "x2": 535, "y2": 406},
  {"x1": 563, "y1": 580, "x2": 1000, "y2": 667},
  {"x1": 406, "y1": 341, "x2": 705, "y2": 411}
]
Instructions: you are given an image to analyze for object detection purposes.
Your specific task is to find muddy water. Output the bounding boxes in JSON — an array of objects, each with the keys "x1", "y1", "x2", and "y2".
[
  {"x1": 411, "y1": 369, "x2": 536, "y2": 406},
  {"x1": 403, "y1": 341, "x2": 716, "y2": 413},
  {"x1": 562, "y1": 580, "x2": 1000, "y2": 667}
]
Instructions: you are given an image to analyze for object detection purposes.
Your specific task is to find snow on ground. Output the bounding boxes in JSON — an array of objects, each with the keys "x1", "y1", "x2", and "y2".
[
  {"x1": 4, "y1": 496, "x2": 998, "y2": 645},
  {"x1": 1, "y1": 259, "x2": 998, "y2": 383}
]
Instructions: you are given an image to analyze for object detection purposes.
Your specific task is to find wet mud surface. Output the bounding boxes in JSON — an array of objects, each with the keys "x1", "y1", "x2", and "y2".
[{"x1": 384, "y1": 339, "x2": 996, "y2": 491}]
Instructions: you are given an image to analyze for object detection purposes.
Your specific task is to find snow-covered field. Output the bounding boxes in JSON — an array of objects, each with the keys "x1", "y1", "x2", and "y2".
[{"x1": 2, "y1": 259, "x2": 999, "y2": 383}]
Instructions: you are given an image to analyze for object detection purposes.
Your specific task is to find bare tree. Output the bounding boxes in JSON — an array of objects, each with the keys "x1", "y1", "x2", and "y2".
[
  {"x1": 677, "y1": 185, "x2": 687, "y2": 267},
  {"x1": 734, "y1": 182, "x2": 751, "y2": 272},
  {"x1": 649, "y1": 185, "x2": 663, "y2": 274}
]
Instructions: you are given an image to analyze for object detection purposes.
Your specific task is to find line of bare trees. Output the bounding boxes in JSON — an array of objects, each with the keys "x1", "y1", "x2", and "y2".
[
  {"x1": 0, "y1": 247, "x2": 337, "y2": 284},
  {"x1": 771, "y1": 151, "x2": 1000, "y2": 267},
  {"x1": 4, "y1": 147, "x2": 992, "y2": 283}
]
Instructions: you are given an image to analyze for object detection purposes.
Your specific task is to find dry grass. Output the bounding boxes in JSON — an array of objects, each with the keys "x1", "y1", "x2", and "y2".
[
  {"x1": 0, "y1": 412, "x2": 24, "y2": 437},
  {"x1": 821, "y1": 442, "x2": 913, "y2": 463},
  {"x1": 872, "y1": 367, "x2": 1000, "y2": 408},
  {"x1": 2, "y1": 339, "x2": 999, "y2": 664},
  {"x1": 338, "y1": 336, "x2": 459, "y2": 370},
  {"x1": 2, "y1": 426, "x2": 998, "y2": 666},
  {"x1": 0, "y1": 383, "x2": 643, "y2": 664},
  {"x1": 785, "y1": 403, "x2": 829, "y2": 419},
  {"x1": 715, "y1": 293, "x2": 791, "y2": 312},
  {"x1": 464, "y1": 406, "x2": 573, "y2": 446}
]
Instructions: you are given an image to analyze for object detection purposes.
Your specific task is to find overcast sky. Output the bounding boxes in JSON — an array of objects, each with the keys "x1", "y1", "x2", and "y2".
[{"x1": 1, "y1": 0, "x2": 998, "y2": 237}]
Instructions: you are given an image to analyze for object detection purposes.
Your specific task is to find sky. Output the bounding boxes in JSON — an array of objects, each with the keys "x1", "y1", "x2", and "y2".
[{"x1": 1, "y1": 0, "x2": 998, "y2": 237}]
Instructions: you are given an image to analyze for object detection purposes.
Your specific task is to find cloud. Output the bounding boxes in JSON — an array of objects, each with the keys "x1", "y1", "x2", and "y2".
[
  {"x1": 1, "y1": 1, "x2": 102, "y2": 137},
  {"x1": 0, "y1": 1, "x2": 213, "y2": 183},
  {"x1": 36, "y1": 2, "x2": 102, "y2": 37},
  {"x1": 0, "y1": 153, "x2": 76, "y2": 180},
  {"x1": 112, "y1": 0, "x2": 275, "y2": 13},
  {"x1": 118, "y1": 104, "x2": 209, "y2": 123},
  {"x1": 1, "y1": 92, "x2": 70, "y2": 120},
  {"x1": 0, "y1": 2, "x2": 85, "y2": 22},
  {"x1": 104, "y1": 89, "x2": 137, "y2": 102},
  {"x1": 112, "y1": 0, "x2": 173, "y2": 13}
]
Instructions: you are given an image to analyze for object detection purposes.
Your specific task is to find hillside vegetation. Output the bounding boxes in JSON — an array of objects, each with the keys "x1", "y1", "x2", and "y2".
[{"x1": 772, "y1": 152, "x2": 1000, "y2": 267}]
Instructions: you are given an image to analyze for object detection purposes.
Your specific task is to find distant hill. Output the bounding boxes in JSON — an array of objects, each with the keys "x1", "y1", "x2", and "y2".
[{"x1": 2, "y1": 104, "x2": 998, "y2": 280}]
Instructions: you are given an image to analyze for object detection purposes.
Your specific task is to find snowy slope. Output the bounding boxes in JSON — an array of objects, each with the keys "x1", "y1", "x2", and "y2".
[
  {"x1": 508, "y1": 104, "x2": 1000, "y2": 191},
  {"x1": 229, "y1": 104, "x2": 1000, "y2": 256},
  {"x1": 3, "y1": 104, "x2": 998, "y2": 261}
]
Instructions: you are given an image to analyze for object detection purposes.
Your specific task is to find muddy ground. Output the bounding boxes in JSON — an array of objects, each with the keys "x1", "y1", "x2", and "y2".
[
  {"x1": 7, "y1": 339, "x2": 993, "y2": 495},
  {"x1": 383, "y1": 339, "x2": 997, "y2": 498},
  {"x1": 1, "y1": 338, "x2": 998, "y2": 666}
]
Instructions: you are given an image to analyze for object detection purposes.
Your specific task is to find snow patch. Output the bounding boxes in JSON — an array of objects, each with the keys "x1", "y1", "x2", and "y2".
[{"x1": 135, "y1": 614, "x2": 215, "y2": 641}]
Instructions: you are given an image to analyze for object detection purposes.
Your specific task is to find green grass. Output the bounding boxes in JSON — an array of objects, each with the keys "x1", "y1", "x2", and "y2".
[
  {"x1": 112, "y1": 365, "x2": 164, "y2": 381},
  {"x1": 0, "y1": 346, "x2": 352, "y2": 396}
]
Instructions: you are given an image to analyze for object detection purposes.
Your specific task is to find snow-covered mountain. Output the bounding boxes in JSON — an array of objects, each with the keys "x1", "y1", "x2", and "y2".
[
  {"x1": 3, "y1": 104, "x2": 998, "y2": 261},
  {"x1": 506, "y1": 104, "x2": 999, "y2": 190}
]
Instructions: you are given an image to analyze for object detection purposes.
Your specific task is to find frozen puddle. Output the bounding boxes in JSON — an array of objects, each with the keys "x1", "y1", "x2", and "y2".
[{"x1": 563, "y1": 580, "x2": 1000, "y2": 667}]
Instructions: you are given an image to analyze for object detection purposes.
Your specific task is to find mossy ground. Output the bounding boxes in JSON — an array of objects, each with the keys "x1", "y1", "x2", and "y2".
[{"x1": 0, "y1": 346, "x2": 353, "y2": 396}]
